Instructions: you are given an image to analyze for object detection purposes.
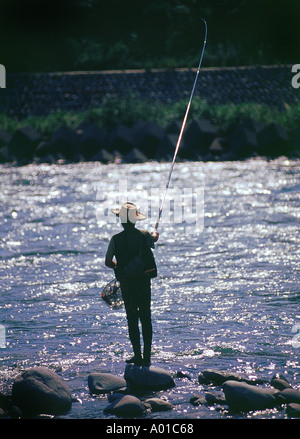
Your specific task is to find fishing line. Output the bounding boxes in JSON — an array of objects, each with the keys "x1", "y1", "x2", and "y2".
[{"x1": 154, "y1": 18, "x2": 207, "y2": 232}]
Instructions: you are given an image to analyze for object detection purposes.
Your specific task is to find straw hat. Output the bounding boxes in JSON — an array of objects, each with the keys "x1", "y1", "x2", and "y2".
[{"x1": 112, "y1": 202, "x2": 147, "y2": 223}]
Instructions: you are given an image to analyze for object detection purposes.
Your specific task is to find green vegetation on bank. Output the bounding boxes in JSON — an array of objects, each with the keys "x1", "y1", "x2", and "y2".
[{"x1": 0, "y1": 96, "x2": 299, "y2": 137}]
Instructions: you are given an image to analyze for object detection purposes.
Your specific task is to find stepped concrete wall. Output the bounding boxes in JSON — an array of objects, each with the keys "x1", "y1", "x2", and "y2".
[{"x1": 1, "y1": 65, "x2": 298, "y2": 119}]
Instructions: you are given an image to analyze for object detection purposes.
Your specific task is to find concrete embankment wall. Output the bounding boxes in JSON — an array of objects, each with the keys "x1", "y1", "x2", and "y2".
[
  {"x1": 0, "y1": 65, "x2": 299, "y2": 164},
  {"x1": 1, "y1": 65, "x2": 298, "y2": 119}
]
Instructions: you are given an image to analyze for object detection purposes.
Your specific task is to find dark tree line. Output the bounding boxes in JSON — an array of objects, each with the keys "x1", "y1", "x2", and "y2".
[{"x1": 0, "y1": 0, "x2": 299, "y2": 72}]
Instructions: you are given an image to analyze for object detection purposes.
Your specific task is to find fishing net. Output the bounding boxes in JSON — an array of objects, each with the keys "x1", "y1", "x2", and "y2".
[{"x1": 102, "y1": 278, "x2": 124, "y2": 310}]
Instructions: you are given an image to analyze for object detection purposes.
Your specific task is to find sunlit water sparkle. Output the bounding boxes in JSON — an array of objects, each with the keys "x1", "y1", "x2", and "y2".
[{"x1": 0, "y1": 157, "x2": 299, "y2": 419}]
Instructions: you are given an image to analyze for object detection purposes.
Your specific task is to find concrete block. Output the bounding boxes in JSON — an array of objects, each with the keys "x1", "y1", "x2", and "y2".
[
  {"x1": 91, "y1": 148, "x2": 114, "y2": 163},
  {"x1": 123, "y1": 148, "x2": 148, "y2": 163},
  {"x1": 9, "y1": 126, "x2": 42, "y2": 160},
  {"x1": 227, "y1": 125, "x2": 258, "y2": 157},
  {"x1": 134, "y1": 121, "x2": 165, "y2": 157},
  {"x1": 107, "y1": 124, "x2": 136, "y2": 154},
  {"x1": 183, "y1": 119, "x2": 217, "y2": 155},
  {"x1": 47, "y1": 125, "x2": 79, "y2": 160},
  {"x1": 0, "y1": 128, "x2": 12, "y2": 147},
  {"x1": 257, "y1": 123, "x2": 290, "y2": 156},
  {"x1": 77, "y1": 123, "x2": 108, "y2": 159}
]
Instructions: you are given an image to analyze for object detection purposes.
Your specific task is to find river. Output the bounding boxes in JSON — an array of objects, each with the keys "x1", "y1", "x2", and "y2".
[{"x1": 0, "y1": 157, "x2": 299, "y2": 419}]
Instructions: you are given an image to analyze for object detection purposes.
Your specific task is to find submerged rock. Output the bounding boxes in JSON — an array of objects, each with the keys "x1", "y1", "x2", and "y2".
[
  {"x1": 222, "y1": 380, "x2": 280, "y2": 412},
  {"x1": 88, "y1": 372, "x2": 126, "y2": 395},
  {"x1": 12, "y1": 366, "x2": 72, "y2": 416},
  {"x1": 124, "y1": 364, "x2": 175, "y2": 391},
  {"x1": 190, "y1": 394, "x2": 206, "y2": 406},
  {"x1": 175, "y1": 370, "x2": 192, "y2": 380}
]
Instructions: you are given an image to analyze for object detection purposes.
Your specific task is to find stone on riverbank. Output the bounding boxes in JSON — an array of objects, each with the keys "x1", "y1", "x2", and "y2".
[
  {"x1": 124, "y1": 364, "x2": 176, "y2": 391},
  {"x1": 104, "y1": 394, "x2": 146, "y2": 417},
  {"x1": 88, "y1": 372, "x2": 126, "y2": 395},
  {"x1": 12, "y1": 366, "x2": 72, "y2": 416},
  {"x1": 222, "y1": 380, "x2": 280, "y2": 412}
]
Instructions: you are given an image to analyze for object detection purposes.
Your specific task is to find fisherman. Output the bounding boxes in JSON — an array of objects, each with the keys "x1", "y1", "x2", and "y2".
[{"x1": 105, "y1": 202, "x2": 159, "y2": 366}]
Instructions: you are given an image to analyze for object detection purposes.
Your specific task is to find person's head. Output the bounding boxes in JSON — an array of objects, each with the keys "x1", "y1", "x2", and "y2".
[{"x1": 112, "y1": 202, "x2": 147, "y2": 228}]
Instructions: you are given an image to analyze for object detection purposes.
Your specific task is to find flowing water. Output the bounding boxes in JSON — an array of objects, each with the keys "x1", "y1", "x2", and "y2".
[{"x1": 0, "y1": 157, "x2": 299, "y2": 419}]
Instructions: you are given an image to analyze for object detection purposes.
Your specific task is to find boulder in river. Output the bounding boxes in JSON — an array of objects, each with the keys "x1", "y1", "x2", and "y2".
[
  {"x1": 88, "y1": 372, "x2": 126, "y2": 395},
  {"x1": 278, "y1": 388, "x2": 300, "y2": 404},
  {"x1": 198, "y1": 369, "x2": 266, "y2": 386},
  {"x1": 286, "y1": 403, "x2": 300, "y2": 418},
  {"x1": 12, "y1": 366, "x2": 72, "y2": 416},
  {"x1": 222, "y1": 380, "x2": 281, "y2": 412},
  {"x1": 204, "y1": 390, "x2": 227, "y2": 406},
  {"x1": 124, "y1": 364, "x2": 176, "y2": 391},
  {"x1": 270, "y1": 373, "x2": 291, "y2": 391},
  {"x1": 144, "y1": 397, "x2": 174, "y2": 412},
  {"x1": 104, "y1": 394, "x2": 146, "y2": 417},
  {"x1": 190, "y1": 394, "x2": 207, "y2": 406}
]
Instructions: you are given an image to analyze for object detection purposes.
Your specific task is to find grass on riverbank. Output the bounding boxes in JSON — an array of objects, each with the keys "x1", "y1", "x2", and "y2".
[{"x1": 1, "y1": 95, "x2": 300, "y2": 137}]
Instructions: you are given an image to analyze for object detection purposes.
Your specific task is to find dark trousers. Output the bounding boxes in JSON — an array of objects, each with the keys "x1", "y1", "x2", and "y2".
[{"x1": 120, "y1": 276, "x2": 152, "y2": 361}]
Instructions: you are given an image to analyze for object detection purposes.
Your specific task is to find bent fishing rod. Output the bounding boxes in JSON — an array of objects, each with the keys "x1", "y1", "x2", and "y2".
[{"x1": 154, "y1": 18, "x2": 207, "y2": 233}]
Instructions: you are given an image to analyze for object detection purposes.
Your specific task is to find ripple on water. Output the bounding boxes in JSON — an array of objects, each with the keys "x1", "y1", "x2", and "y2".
[{"x1": 0, "y1": 158, "x2": 299, "y2": 418}]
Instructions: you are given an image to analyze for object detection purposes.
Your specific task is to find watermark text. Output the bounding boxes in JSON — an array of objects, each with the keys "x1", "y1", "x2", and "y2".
[
  {"x1": 0, "y1": 65, "x2": 6, "y2": 88},
  {"x1": 291, "y1": 64, "x2": 300, "y2": 89},
  {"x1": 95, "y1": 179, "x2": 204, "y2": 234}
]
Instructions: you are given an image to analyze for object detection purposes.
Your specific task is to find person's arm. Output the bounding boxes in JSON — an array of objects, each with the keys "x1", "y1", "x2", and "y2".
[
  {"x1": 105, "y1": 257, "x2": 117, "y2": 269},
  {"x1": 105, "y1": 237, "x2": 117, "y2": 269},
  {"x1": 151, "y1": 231, "x2": 159, "y2": 243}
]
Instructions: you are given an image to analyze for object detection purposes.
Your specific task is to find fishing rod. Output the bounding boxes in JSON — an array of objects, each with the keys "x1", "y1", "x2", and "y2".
[{"x1": 154, "y1": 18, "x2": 207, "y2": 233}]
